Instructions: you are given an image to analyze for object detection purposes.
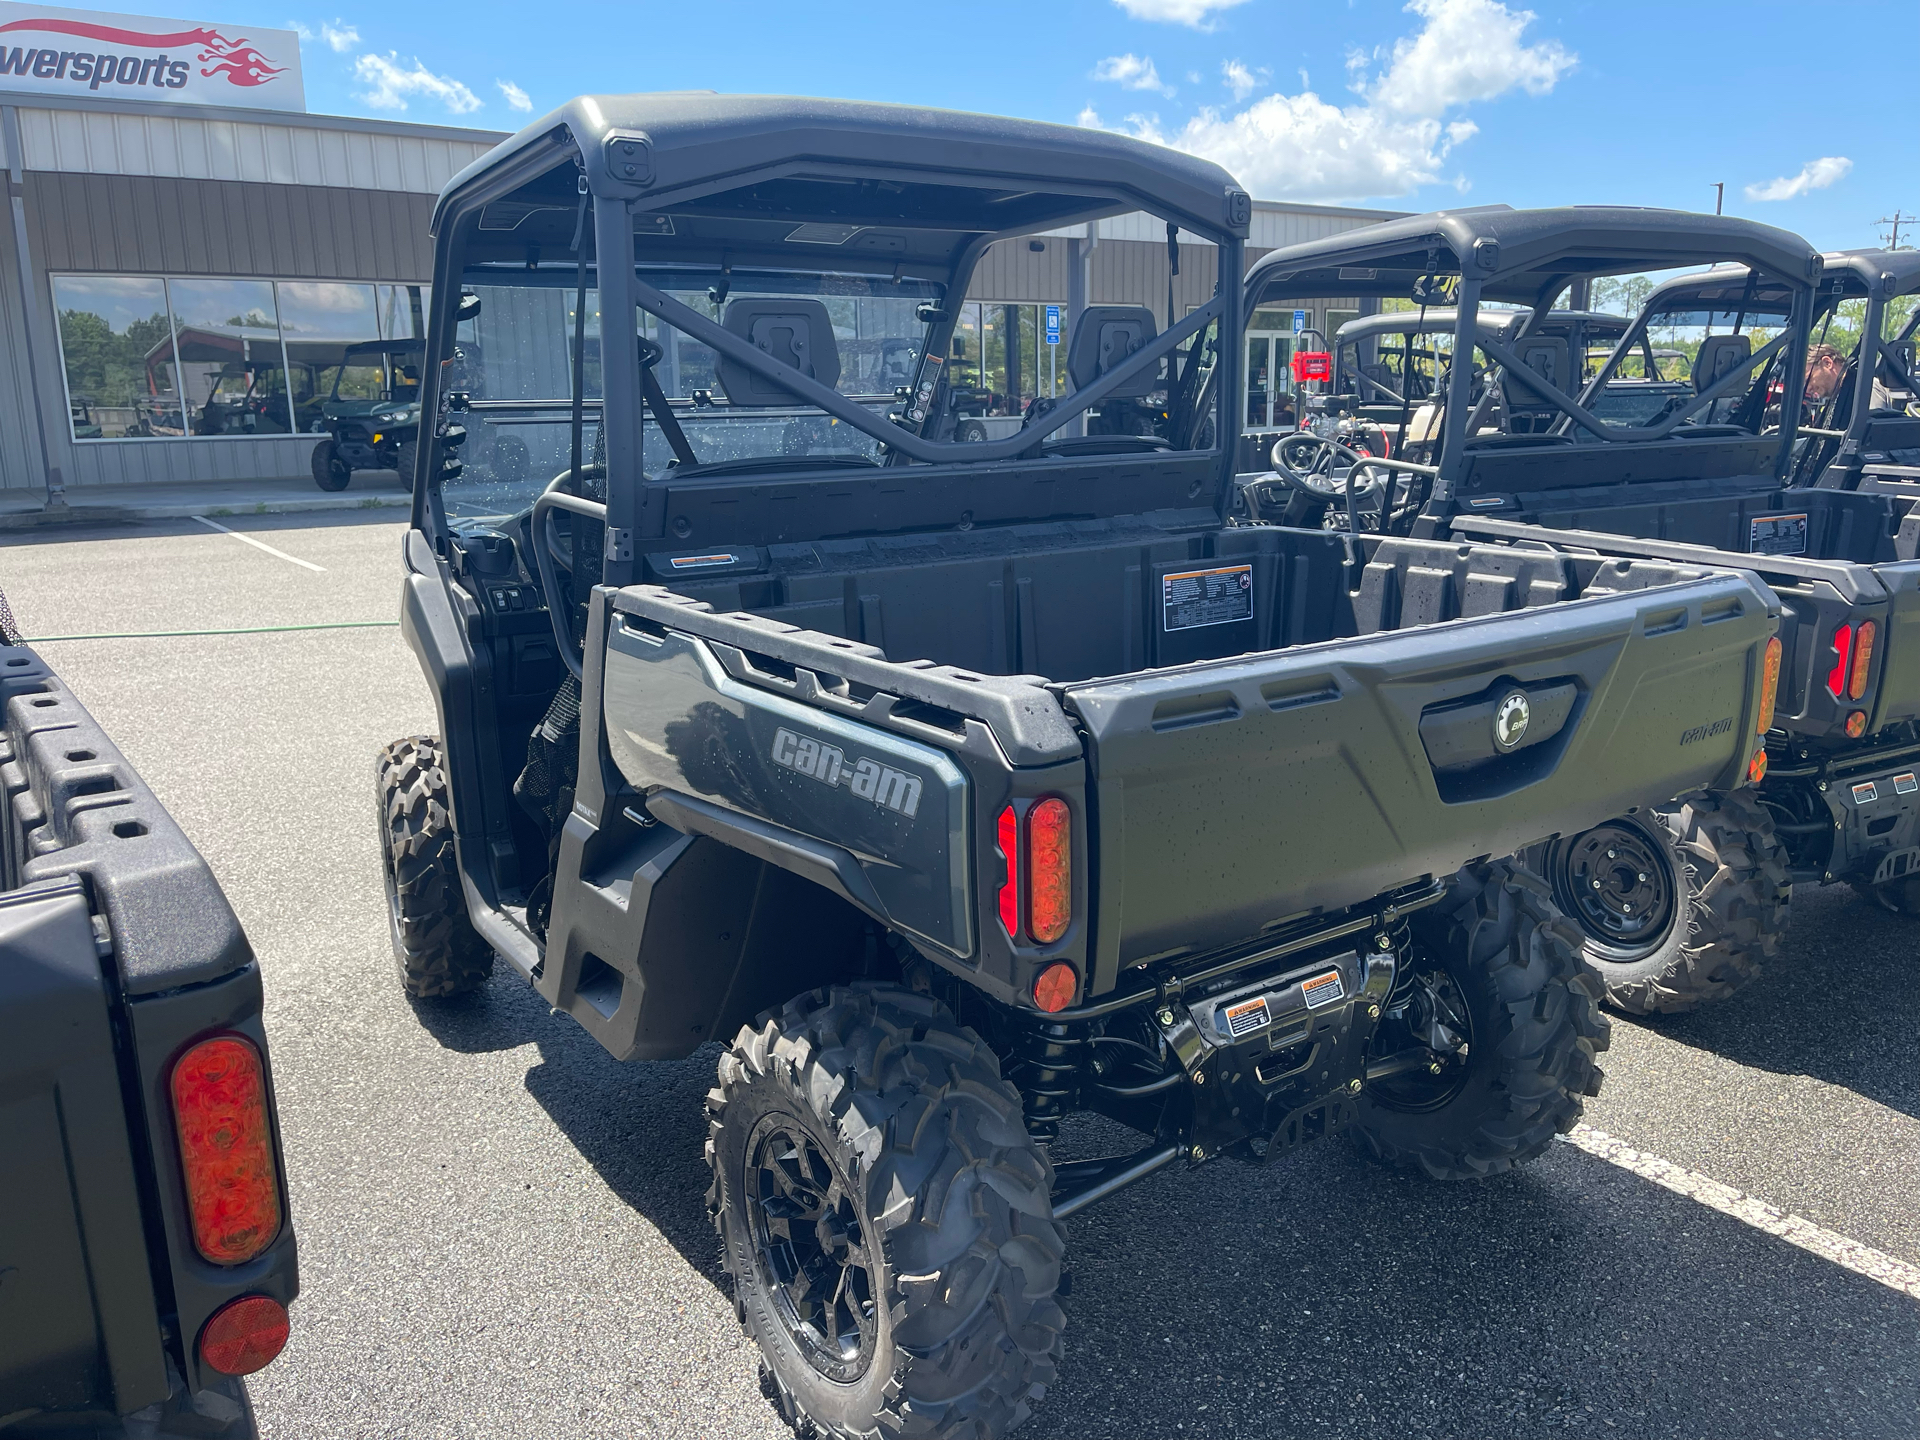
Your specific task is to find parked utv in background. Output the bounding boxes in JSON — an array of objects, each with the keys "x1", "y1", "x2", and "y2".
[
  {"x1": 1, "y1": 601, "x2": 296, "y2": 1438},
  {"x1": 1243, "y1": 208, "x2": 1920, "y2": 1014},
  {"x1": 1794, "y1": 248, "x2": 1920, "y2": 494},
  {"x1": 310, "y1": 339, "x2": 426, "y2": 491},
  {"x1": 382, "y1": 103, "x2": 1780, "y2": 1439}
]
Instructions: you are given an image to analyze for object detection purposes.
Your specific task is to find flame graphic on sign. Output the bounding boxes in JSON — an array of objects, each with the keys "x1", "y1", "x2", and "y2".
[{"x1": 0, "y1": 17, "x2": 287, "y2": 86}]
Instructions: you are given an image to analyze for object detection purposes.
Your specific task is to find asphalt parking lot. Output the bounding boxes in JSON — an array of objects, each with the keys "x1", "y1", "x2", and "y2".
[{"x1": 6, "y1": 510, "x2": 1920, "y2": 1439}]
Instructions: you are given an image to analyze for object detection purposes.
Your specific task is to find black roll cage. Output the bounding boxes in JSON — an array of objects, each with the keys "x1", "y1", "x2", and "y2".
[{"x1": 413, "y1": 113, "x2": 1247, "y2": 586}]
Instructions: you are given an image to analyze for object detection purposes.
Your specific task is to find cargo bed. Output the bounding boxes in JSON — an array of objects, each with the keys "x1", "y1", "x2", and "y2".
[{"x1": 606, "y1": 516, "x2": 1777, "y2": 997}]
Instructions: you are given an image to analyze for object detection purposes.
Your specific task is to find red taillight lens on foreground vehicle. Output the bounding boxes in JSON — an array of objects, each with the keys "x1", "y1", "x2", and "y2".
[
  {"x1": 1026, "y1": 798, "x2": 1072, "y2": 944},
  {"x1": 171, "y1": 1035, "x2": 283, "y2": 1265},
  {"x1": 199, "y1": 1294, "x2": 290, "y2": 1375},
  {"x1": 995, "y1": 798, "x2": 1073, "y2": 946},
  {"x1": 1826, "y1": 621, "x2": 1877, "y2": 703},
  {"x1": 1756, "y1": 636, "x2": 1782, "y2": 735}
]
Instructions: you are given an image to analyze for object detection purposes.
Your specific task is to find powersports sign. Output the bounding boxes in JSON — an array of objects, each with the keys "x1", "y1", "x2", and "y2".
[{"x1": 0, "y1": 3, "x2": 304, "y2": 110}]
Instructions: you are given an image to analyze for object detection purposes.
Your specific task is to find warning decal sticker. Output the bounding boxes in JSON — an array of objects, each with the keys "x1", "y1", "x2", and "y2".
[
  {"x1": 1162, "y1": 564, "x2": 1254, "y2": 632},
  {"x1": 1895, "y1": 773, "x2": 1919, "y2": 796},
  {"x1": 1852, "y1": 781, "x2": 1880, "y2": 805},
  {"x1": 1750, "y1": 513, "x2": 1809, "y2": 556},
  {"x1": 1223, "y1": 995, "x2": 1272, "y2": 1038},
  {"x1": 1301, "y1": 969, "x2": 1346, "y2": 1009}
]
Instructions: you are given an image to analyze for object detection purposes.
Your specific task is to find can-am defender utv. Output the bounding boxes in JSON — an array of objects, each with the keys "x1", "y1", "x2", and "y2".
[
  {"x1": 383, "y1": 102, "x2": 1780, "y2": 1439},
  {"x1": 1241, "y1": 207, "x2": 1920, "y2": 1014},
  {"x1": 1791, "y1": 248, "x2": 1920, "y2": 495}
]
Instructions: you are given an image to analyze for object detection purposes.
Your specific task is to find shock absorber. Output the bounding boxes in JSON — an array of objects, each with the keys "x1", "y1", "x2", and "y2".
[{"x1": 1008, "y1": 1019, "x2": 1090, "y2": 1143}]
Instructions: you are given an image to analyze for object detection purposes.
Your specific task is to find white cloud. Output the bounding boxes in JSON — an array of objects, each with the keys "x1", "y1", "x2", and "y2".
[
  {"x1": 354, "y1": 52, "x2": 482, "y2": 113},
  {"x1": 1098, "y1": 0, "x2": 1575, "y2": 203},
  {"x1": 1222, "y1": 58, "x2": 1267, "y2": 101},
  {"x1": 1365, "y1": 0, "x2": 1572, "y2": 115},
  {"x1": 1112, "y1": 0, "x2": 1251, "y2": 29},
  {"x1": 1744, "y1": 156, "x2": 1852, "y2": 203},
  {"x1": 288, "y1": 18, "x2": 358, "y2": 51},
  {"x1": 1093, "y1": 53, "x2": 1175, "y2": 97},
  {"x1": 497, "y1": 79, "x2": 533, "y2": 112}
]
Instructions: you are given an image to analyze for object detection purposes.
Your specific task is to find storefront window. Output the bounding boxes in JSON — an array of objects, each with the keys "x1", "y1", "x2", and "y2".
[
  {"x1": 377, "y1": 283, "x2": 429, "y2": 341},
  {"x1": 168, "y1": 279, "x2": 291, "y2": 436},
  {"x1": 276, "y1": 282, "x2": 381, "y2": 434},
  {"x1": 50, "y1": 275, "x2": 183, "y2": 440}
]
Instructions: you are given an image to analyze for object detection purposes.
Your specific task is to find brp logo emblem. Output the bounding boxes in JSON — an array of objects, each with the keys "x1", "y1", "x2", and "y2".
[{"x1": 1492, "y1": 690, "x2": 1532, "y2": 752}]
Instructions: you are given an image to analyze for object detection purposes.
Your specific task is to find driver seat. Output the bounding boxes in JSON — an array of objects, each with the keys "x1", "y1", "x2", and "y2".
[{"x1": 1692, "y1": 334, "x2": 1752, "y2": 423}]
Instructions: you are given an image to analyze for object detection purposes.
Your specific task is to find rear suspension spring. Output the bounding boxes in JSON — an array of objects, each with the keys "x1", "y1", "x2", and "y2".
[{"x1": 1008, "y1": 1020, "x2": 1091, "y2": 1143}]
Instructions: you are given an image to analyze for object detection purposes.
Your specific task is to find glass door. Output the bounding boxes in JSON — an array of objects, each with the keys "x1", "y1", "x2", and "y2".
[{"x1": 1245, "y1": 330, "x2": 1297, "y2": 430}]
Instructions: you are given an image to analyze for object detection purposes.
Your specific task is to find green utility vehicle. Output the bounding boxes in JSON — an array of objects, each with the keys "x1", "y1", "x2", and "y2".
[{"x1": 380, "y1": 103, "x2": 1780, "y2": 1438}]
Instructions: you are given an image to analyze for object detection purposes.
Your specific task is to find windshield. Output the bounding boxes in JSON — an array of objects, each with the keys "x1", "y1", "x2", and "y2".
[{"x1": 438, "y1": 266, "x2": 937, "y2": 520}]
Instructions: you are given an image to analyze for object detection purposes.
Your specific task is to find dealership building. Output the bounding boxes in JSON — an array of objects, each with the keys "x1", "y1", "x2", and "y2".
[{"x1": 1, "y1": 5, "x2": 1395, "y2": 508}]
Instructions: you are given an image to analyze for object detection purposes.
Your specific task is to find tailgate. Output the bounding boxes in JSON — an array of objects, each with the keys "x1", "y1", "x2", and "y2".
[{"x1": 1063, "y1": 570, "x2": 1775, "y2": 973}]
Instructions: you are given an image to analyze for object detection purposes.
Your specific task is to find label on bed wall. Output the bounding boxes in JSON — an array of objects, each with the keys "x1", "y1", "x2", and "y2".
[
  {"x1": 1162, "y1": 563, "x2": 1254, "y2": 632},
  {"x1": 1749, "y1": 512, "x2": 1809, "y2": 556}
]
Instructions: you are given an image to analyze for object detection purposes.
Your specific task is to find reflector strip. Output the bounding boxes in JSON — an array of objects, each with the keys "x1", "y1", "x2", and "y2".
[
  {"x1": 996, "y1": 806, "x2": 1019, "y2": 940},
  {"x1": 1850, "y1": 620, "x2": 1876, "y2": 701},
  {"x1": 1827, "y1": 624, "x2": 1854, "y2": 699}
]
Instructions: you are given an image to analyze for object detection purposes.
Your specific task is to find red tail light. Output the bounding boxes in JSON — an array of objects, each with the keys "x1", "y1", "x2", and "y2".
[
  {"x1": 171, "y1": 1035, "x2": 282, "y2": 1265},
  {"x1": 996, "y1": 806, "x2": 1020, "y2": 938},
  {"x1": 1826, "y1": 624, "x2": 1854, "y2": 699},
  {"x1": 1026, "y1": 798, "x2": 1072, "y2": 944},
  {"x1": 199, "y1": 1294, "x2": 289, "y2": 1375},
  {"x1": 1850, "y1": 620, "x2": 1876, "y2": 700}
]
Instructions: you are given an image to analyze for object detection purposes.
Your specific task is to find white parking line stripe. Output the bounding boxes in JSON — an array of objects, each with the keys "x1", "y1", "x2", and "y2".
[
  {"x1": 191, "y1": 515, "x2": 326, "y2": 573},
  {"x1": 1561, "y1": 1124, "x2": 1920, "y2": 1301}
]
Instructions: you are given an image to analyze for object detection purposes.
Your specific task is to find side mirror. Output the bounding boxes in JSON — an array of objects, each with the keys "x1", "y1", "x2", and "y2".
[{"x1": 456, "y1": 291, "x2": 482, "y2": 324}]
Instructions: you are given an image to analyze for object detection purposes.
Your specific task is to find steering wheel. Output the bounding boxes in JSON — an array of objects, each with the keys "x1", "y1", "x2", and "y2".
[{"x1": 1268, "y1": 431, "x2": 1382, "y2": 501}]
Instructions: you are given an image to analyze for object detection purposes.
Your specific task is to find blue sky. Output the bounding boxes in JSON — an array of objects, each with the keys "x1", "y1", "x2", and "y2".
[{"x1": 259, "y1": 0, "x2": 1906, "y2": 252}]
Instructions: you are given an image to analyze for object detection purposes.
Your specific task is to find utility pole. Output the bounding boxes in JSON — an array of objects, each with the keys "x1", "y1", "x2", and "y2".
[
  {"x1": 1880, "y1": 211, "x2": 1914, "y2": 251},
  {"x1": 1714, "y1": 182, "x2": 1724, "y2": 216}
]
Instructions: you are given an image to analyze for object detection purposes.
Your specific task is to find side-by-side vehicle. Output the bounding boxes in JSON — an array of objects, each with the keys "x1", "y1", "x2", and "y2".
[{"x1": 383, "y1": 111, "x2": 1781, "y2": 1438}]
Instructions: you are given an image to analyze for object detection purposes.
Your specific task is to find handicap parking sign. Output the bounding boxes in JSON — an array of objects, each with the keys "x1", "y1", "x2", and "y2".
[
  {"x1": 1045, "y1": 305, "x2": 1061, "y2": 345},
  {"x1": 1292, "y1": 309, "x2": 1307, "y2": 334}
]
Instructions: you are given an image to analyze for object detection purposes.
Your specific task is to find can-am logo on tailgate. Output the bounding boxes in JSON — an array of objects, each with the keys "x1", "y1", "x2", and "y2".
[{"x1": 771, "y1": 727, "x2": 923, "y2": 819}]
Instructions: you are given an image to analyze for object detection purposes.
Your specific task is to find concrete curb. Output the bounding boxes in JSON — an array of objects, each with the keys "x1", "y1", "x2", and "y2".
[{"x1": 0, "y1": 491, "x2": 411, "y2": 531}]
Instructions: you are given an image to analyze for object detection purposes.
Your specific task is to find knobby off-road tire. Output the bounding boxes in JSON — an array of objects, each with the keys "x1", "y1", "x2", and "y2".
[
  {"x1": 310, "y1": 439, "x2": 350, "y2": 491},
  {"x1": 1354, "y1": 859, "x2": 1610, "y2": 1181},
  {"x1": 1536, "y1": 790, "x2": 1790, "y2": 1015},
  {"x1": 376, "y1": 736, "x2": 492, "y2": 998},
  {"x1": 707, "y1": 984, "x2": 1066, "y2": 1440},
  {"x1": 395, "y1": 440, "x2": 418, "y2": 491}
]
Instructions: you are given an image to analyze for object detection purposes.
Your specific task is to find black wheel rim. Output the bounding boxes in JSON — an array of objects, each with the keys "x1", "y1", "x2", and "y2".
[
  {"x1": 745, "y1": 1116, "x2": 879, "y2": 1384},
  {"x1": 1368, "y1": 960, "x2": 1477, "y2": 1112},
  {"x1": 1545, "y1": 820, "x2": 1678, "y2": 962}
]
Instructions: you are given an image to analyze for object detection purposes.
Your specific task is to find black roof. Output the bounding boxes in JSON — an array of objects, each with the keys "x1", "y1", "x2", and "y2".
[
  {"x1": 1638, "y1": 266, "x2": 1805, "y2": 315},
  {"x1": 434, "y1": 93, "x2": 1251, "y2": 259},
  {"x1": 1818, "y1": 248, "x2": 1920, "y2": 299},
  {"x1": 1247, "y1": 205, "x2": 1822, "y2": 308}
]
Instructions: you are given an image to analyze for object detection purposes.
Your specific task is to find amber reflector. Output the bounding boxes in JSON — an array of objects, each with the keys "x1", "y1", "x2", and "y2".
[
  {"x1": 1033, "y1": 962, "x2": 1078, "y2": 1014},
  {"x1": 1748, "y1": 748, "x2": 1769, "y2": 783},
  {"x1": 1026, "y1": 798, "x2": 1072, "y2": 944},
  {"x1": 199, "y1": 1295, "x2": 289, "y2": 1376},
  {"x1": 1846, "y1": 710, "x2": 1868, "y2": 739},
  {"x1": 171, "y1": 1036, "x2": 282, "y2": 1265},
  {"x1": 1756, "y1": 636, "x2": 1782, "y2": 734},
  {"x1": 1849, "y1": 621, "x2": 1876, "y2": 701}
]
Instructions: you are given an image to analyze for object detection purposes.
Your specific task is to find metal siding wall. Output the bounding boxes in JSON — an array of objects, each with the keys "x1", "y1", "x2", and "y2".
[
  {"x1": 15, "y1": 107, "x2": 495, "y2": 194},
  {"x1": 0, "y1": 205, "x2": 46, "y2": 492},
  {"x1": 967, "y1": 237, "x2": 1219, "y2": 322},
  {"x1": 24, "y1": 173, "x2": 433, "y2": 280}
]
